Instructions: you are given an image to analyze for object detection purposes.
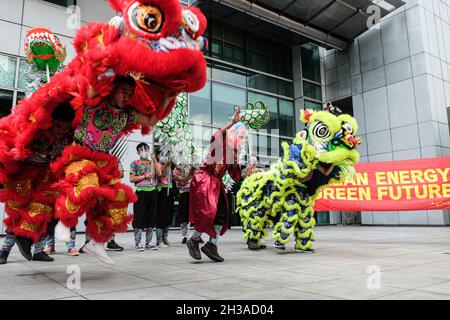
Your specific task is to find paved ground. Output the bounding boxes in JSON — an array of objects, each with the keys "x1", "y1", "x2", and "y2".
[{"x1": 1, "y1": 226, "x2": 450, "y2": 300}]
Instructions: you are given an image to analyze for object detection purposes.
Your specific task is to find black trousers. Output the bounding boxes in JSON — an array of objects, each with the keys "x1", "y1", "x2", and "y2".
[
  {"x1": 46, "y1": 219, "x2": 75, "y2": 237},
  {"x1": 176, "y1": 192, "x2": 190, "y2": 225},
  {"x1": 214, "y1": 191, "x2": 229, "y2": 226},
  {"x1": 132, "y1": 190, "x2": 158, "y2": 229},
  {"x1": 156, "y1": 187, "x2": 175, "y2": 229}
]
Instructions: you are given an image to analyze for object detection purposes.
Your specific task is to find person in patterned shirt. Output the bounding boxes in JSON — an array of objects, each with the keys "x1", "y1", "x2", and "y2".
[
  {"x1": 74, "y1": 76, "x2": 175, "y2": 153},
  {"x1": 53, "y1": 76, "x2": 177, "y2": 265},
  {"x1": 130, "y1": 143, "x2": 158, "y2": 251}
]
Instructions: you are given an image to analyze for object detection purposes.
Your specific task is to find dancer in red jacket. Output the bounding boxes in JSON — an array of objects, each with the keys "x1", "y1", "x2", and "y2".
[{"x1": 187, "y1": 108, "x2": 247, "y2": 262}]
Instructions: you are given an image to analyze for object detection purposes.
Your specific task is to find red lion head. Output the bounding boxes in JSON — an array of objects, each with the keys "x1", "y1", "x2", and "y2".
[
  {"x1": 99, "y1": 0, "x2": 208, "y2": 120},
  {"x1": 2, "y1": 0, "x2": 208, "y2": 160}
]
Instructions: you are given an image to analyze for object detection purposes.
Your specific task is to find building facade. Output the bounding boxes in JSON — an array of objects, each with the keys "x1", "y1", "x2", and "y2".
[
  {"x1": 323, "y1": 0, "x2": 450, "y2": 225},
  {"x1": 0, "y1": 0, "x2": 449, "y2": 232}
]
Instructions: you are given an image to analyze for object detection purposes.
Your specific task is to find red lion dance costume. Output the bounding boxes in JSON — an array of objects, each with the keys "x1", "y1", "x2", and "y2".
[{"x1": 0, "y1": 0, "x2": 207, "y2": 263}]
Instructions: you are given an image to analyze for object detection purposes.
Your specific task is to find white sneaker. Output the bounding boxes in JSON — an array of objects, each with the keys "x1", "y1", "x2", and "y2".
[
  {"x1": 83, "y1": 240, "x2": 114, "y2": 265},
  {"x1": 157, "y1": 241, "x2": 169, "y2": 248},
  {"x1": 55, "y1": 222, "x2": 71, "y2": 242},
  {"x1": 145, "y1": 244, "x2": 158, "y2": 251}
]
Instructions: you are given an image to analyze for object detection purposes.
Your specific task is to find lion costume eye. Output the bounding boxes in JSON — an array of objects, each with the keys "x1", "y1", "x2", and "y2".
[
  {"x1": 342, "y1": 122, "x2": 354, "y2": 134},
  {"x1": 129, "y1": 2, "x2": 163, "y2": 34},
  {"x1": 311, "y1": 121, "x2": 330, "y2": 139}
]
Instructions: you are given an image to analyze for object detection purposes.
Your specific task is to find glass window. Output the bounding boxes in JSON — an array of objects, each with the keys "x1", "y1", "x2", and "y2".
[
  {"x1": 257, "y1": 134, "x2": 269, "y2": 156},
  {"x1": 16, "y1": 92, "x2": 26, "y2": 103},
  {"x1": 223, "y1": 28, "x2": 244, "y2": 46},
  {"x1": 211, "y1": 68, "x2": 246, "y2": 87},
  {"x1": 223, "y1": 43, "x2": 244, "y2": 65},
  {"x1": 18, "y1": 59, "x2": 30, "y2": 90},
  {"x1": 0, "y1": 90, "x2": 13, "y2": 118},
  {"x1": 247, "y1": 50, "x2": 269, "y2": 73},
  {"x1": 303, "y1": 81, "x2": 322, "y2": 101},
  {"x1": 301, "y1": 44, "x2": 321, "y2": 83},
  {"x1": 279, "y1": 99, "x2": 294, "y2": 117},
  {"x1": 191, "y1": 125, "x2": 212, "y2": 151},
  {"x1": 247, "y1": 37, "x2": 273, "y2": 57},
  {"x1": 277, "y1": 79, "x2": 293, "y2": 97},
  {"x1": 212, "y1": 83, "x2": 246, "y2": 127},
  {"x1": 248, "y1": 133, "x2": 258, "y2": 158},
  {"x1": 42, "y1": 0, "x2": 76, "y2": 7},
  {"x1": 275, "y1": 59, "x2": 293, "y2": 79},
  {"x1": 248, "y1": 92, "x2": 278, "y2": 132},
  {"x1": 211, "y1": 21, "x2": 222, "y2": 39},
  {"x1": 248, "y1": 74, "x2": 277, "y2": 95},
  {"x1": 316, "y1": 212, "x2": 330, "y2": 224},
  {"x1": 275, "y1": 47, "x2": 293, "y2": 78},
  {"x1": 207, "y1": 19, "x2": 293, "y2": 79},
  {"x1": 279, "y1": 100, "x2": 295, "y2": 137},
  {"x1": 304, "y1": 100, "x2": 323, "y2": 111},
  {"x1": 256, "y1": 134, "x2": 280, "y2": 159},
  {"x1": 0, "y1": 55, "x2": 17, "y2": 89},
  {"x1": 211, "y1": 39, "x2": 222, "y2": 59},
  {"x1": 190, "y1": 81, "x2": 211, "y2": 125}
]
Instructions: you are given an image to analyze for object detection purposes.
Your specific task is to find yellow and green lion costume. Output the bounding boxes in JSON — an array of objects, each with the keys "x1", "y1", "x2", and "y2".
[{"x1": 237, "y1": 109, "x2": 361, "y2": 252}]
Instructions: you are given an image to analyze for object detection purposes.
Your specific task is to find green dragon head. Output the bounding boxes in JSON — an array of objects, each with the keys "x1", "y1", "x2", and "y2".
[{"x1": 290, "y1": 109, "x2": 361, "y2": 176}]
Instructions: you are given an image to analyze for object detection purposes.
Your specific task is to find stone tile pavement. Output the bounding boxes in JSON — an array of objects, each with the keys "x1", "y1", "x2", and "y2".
[{"x1": 1, "y1": 226, "x2": 450, "y2": 300}]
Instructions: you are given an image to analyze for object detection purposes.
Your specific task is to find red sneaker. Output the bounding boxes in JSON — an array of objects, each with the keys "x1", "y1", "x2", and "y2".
[
  {"x1": 45, "y1": 245, "x2": 56, "y2": 255},
  {"x1": 68, "y1": 248, "x2": 79, "y2": 256}
]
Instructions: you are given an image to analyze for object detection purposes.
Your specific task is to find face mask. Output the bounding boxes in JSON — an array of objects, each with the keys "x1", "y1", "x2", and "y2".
[{"x1": 139, "y1": 152, "x2": 149, "y2": 159}]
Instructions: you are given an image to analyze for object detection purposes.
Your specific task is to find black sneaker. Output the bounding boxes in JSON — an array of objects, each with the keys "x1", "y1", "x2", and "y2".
[
  {"x1": 15, "y1": 236, "x2": 33, "y2": 261},
  {"x1": 187, "y1": 238, "x2": 202, "y2": 260},
  {"x1": 295, "y1": 248, "x2": 315, "y2": 254},
  {"x1": 182, "y1": 237, "x2": 187, "y2": 245},
  {"x1": 0, "y1": 250, "x2": 10, "y2": 265},
  {"x1": 32, "y1": 252, "x2": 54, "y2": 262},
  {"x1": 274, "y1": 241, "x2": 286, "y2": 251},
  {"x1": 106, "y1": 240, "x2": 124, "y2": 251},
  {"x1": 201, "y1": 242, "x2": 224, "y2": 262},
  {"x1": 79, "y1": 240, "x2": 90, "y2": 254},
  {"x1": 247, "y1": 240, "x2": 263, "y2": 251}
]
